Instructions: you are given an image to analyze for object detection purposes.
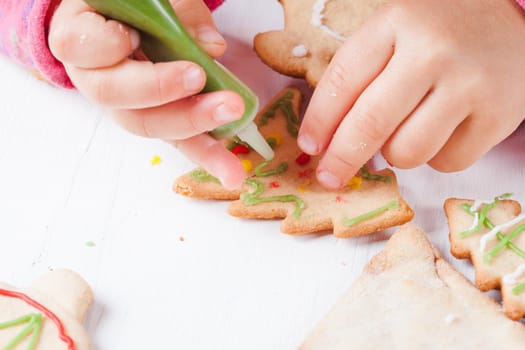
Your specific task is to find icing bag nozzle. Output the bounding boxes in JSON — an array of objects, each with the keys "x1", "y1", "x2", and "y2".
[{"x1": 84, "y1": 0, "x2": 274, "y2": 160}]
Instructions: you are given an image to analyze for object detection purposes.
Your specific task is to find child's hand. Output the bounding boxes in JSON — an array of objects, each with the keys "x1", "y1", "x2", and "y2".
[
  {"x1": 49, "y1": 0, "x2": 246, "y2": 189},
  {"x1": 298, "y1": 0, "x2": 525, "y2": 189}
]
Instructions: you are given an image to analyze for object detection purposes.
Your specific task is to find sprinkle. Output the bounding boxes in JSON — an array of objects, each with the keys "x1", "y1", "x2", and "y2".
[
  {"x1": 298, "y1": 168, "x2": 314, "y2": 178},
  {"x1": 335, "y1": 195, "x2": 344, "y2": 203},
  {"x1": 295, "y1": 152, "x2": 311, "y2": 166},
  {"x1": 150, "y1": 155, "x2": 162, "y2": 166},
  {"x1": 297, "y1": 186, "x2": 308, "y2": 193},
  {"x1": 231, "y1": 144, "x2": 250, "y2": 155},
  {"x1": 85, "y1": 241, "x2": 96, "y2": 247},
  {"x1": 348, "y1": 176, "x2": 362, "y2": 190},
  {"x1": 241, "y1": 159, "x2": 253, "y2": 172},
  {"x1": 269, "y1": 181, "x2": 280, "y2": 188}
]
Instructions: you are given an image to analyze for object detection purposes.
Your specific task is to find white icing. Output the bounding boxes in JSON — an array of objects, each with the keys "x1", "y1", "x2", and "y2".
[
  {"x1": 466, "y1": 212, "x2": 479, "y2": 232},
  {"x1": 480, "y1": 213, "x2": 525, "y2": 252},
  {"x1": 311, "y1": 0, "x2": 348, "y2": 42},
  {"x1": 292, "y1": 44, "x2": 309, "y2": 57},
  {"x1": 503, "y1": 263, "x2": 525, "y2": 285},
  {"x1": 470, "y1": 199, "x2": 492, "y2": 212}
]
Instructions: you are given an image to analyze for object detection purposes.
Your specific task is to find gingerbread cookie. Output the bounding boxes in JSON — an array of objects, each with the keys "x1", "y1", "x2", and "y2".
[
  {"x1": 254, "y1": 0, "x2": 386, "y2": 87},
  {"x1": 299, "y1": 223, "x2": 525, "y2": 349},
  {"x1": 0, "y1": 269, "x2": 93, "y2": 350},
  {"x1": 444, "y1": 194, "x2": 525, "y2": 320},
  {"x1": 174, "y1": 86, "x2": 413, "y2": 238}
]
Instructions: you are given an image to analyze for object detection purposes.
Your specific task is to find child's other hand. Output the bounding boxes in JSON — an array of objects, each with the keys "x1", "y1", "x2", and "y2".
[
  {"x1": 298, "y1": 0, "x2": 525, "y2": 189},
  {"x1": 49, "y1": 0, "x2": 246, "y2": 189}
]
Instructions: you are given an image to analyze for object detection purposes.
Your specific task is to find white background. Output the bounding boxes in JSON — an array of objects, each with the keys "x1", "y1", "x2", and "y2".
[{"x1": 1, "y1": 0, "x2": 524, "y2": 349}]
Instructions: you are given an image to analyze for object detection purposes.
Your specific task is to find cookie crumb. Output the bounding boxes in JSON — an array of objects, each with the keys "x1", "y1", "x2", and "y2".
[
  {"x1": 179, "y1": 236, "x2": 185, "y2": 242},
  {"x1": 445, "y1": 313, "x2": 457, "y2": 325}
]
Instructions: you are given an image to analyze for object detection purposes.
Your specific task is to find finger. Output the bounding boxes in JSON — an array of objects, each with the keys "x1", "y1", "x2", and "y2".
[
  {"x1": 66, "y1": 59, "x2": 207, "y2": 109},
  {"x1": 112, "y1": 91, "x2": 244, "y2": 140},
  {"x1": 171, "y1": 0, "x2": 227, "y2": 58},
  {"x1": 298, "y1": 10, "x2": 395, "y2": 156},
  {"x1": 167, "y1": 135, "x2": 247, "y2": 190},
  {"x1": 381, "y1": 86, "x2": 469, "y2": 168},
  {"x1": 428, "y1": 114, "x2": 516, "y2": 172},
  {"x1": 49, "y1": 0, "x2": 140, "y2": 68},
  {"x1": 315, "y1": 54, "x2": 433, "y2": 189}
]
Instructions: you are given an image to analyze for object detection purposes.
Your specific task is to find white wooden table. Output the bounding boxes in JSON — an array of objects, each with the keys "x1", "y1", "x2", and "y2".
[{"x1": 1, "y1": 1, "x2": 524, "y2": 348}]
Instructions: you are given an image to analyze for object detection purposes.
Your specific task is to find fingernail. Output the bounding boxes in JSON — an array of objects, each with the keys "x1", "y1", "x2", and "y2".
[
  {"x1": 129, "y1": 29, "x2": 141, "y2": 50},
  {"x1": 318, "y1": 170, "x2": 341, "y2": 189},
  {"x1": 183, "y1": 66, "x2": 204, "y2": 92},
  {"x1": 197, "y1": 26, "x2": 226, "y2": 46},
  {"x1": 214, "y1": 103, "x2": 242, "y2": 123},
  {"x1": 298, "y1": 134, "x2": 318, "y2": 154}
]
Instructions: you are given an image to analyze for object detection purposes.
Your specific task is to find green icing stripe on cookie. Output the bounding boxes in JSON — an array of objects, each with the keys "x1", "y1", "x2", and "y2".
[
  {"x1": 254, "y1": 160, "x2": 288, "y2": 177},
  {"x1": 343, "y1": 200, "x2": 399, "y2": 227},
  {"x1": 0, "y1": 313, "x2": 43, "y2": 350},
  {"x1": 241, "y1": 179, "x2": 305, "y2": 219},
  {"x1": 258, "y1": 90, "x2": 299, "y2": 138},
  {"x1": 189, "y1": 169, "x2": 220, "y2": 184}
]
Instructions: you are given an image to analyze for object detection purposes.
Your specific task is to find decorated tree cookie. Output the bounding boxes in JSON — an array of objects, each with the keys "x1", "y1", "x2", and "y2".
[
  {"x1": 0, "y1": 269, "x2": 93, "y2": 350},
  {"x1": 174, "y1": 86, "x2": 413, "y2": 238},
  {"x1": 254, "y1": 0, "x2": 386, "y2": 87},
  {"x1": 445, "y1": 195, "x2": 525, "y2": 320}
]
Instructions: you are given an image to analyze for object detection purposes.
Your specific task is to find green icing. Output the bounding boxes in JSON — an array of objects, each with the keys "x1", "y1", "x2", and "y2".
[
  {"x1": 189, "y1": 169, "x2": 220, "y2": 184},
  {"x1": 241, "y1": 179, "x2": 305, "y2": 219},
  {"x1": 512, "y1": 282, "x2": 525, "y2": 295},
  {"x1": 461, "y1": 203, "x2": 525, "y2": 260},
  {"x1": 359, "y1": 166, "x2": 392, "y2": 183},
  {"x1": 258, "y1": 90, "x2": 299, "y2": 138},
  {"x1": 343, "y1": 200, "x2": 399, "y2": 227},
  {"x1": 484, "y1": 223, "x2": 525, "y2": 264},
  {"x1": 0, "y1": 313, "x2": 43, "y2": 350},
  {"x1": 254, "y1": 161, "x2": 288, "y2": 177}
]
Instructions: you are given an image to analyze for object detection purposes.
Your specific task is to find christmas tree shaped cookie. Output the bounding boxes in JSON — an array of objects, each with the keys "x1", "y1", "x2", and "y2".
[
  {"x1": 174, "y1": 86, "x2": 413, "y2": 238},
  {"x1": 0, "y1": 269, "x2": 93, "y2": 350},
  {"x1": 254, "y1": 0, "x2": 386, "y2": 86},
  {"x1": 445, "y1": 194, "x2": 525, "y2": 320}
]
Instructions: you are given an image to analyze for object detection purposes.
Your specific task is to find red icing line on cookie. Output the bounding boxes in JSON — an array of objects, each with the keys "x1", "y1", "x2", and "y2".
[{"x1": 0, "y1": 288, "x2": 76, "y2": 350}]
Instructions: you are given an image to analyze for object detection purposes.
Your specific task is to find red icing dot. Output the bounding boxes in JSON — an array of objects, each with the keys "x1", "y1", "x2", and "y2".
[
  {"x1": 269, "y1": 181, "x2": 280, "y2": 188},
  {"x1": 295, "y1": 152, "x2": 311, "y2": 166},
  {"x1": 231, "y1": 144, "x2": 250, "y2": 155}
]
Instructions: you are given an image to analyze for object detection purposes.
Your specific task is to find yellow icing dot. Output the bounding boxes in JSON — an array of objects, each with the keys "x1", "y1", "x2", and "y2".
[
  {"x1": 150, "y1": 155, "x2": 162, "y2": 166},
  {"x1": 266, "y1": 133, "x2": 282, "y2": 146},
  {"x1": 296, "y1": 179, "x2": 312, "y2": 193},
  {"x1": 241, "y1": 159, "x2": 253, "y2": 172},
  {"x1": 348, "y1": 176, "x2": 362, "y2": 190}
]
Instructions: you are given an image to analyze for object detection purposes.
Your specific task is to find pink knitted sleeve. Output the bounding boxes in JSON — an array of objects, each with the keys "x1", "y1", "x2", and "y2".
[
  {"x1": 518, "y1": 0, "x2": 525, "y2": 10},
  {"x1": 0, "y1": 0, "x2": 224, "y2": 89}
]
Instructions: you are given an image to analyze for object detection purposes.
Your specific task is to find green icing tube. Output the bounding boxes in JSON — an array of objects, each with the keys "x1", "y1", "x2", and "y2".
[{"x1": 84, "y1": 0, "x2": 274, "y2": 160}]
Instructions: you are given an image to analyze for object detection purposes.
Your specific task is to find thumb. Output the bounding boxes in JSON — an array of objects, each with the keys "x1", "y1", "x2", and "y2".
[{"x1": 170, "y1": 0, "x2": 227, "y2": 58}]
